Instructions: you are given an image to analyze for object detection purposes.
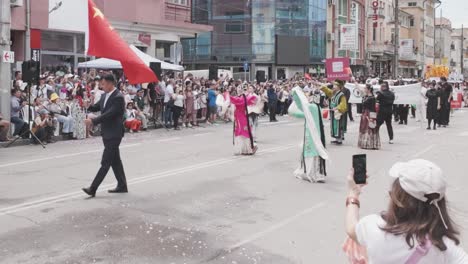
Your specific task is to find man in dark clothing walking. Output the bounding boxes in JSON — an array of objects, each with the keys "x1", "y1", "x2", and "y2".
[
  {"x1": 439, "y1": 77, "x2": 452, "y2": 127},
  {"x1": 83, "y1": 74, "x2": 128, "y2": 197},
  {"x1": 267, "y1": 85, "x2": 278, "y2": 122},
  {"x1": 376, "y1": 82, "x2": 395, "y2": 144}
]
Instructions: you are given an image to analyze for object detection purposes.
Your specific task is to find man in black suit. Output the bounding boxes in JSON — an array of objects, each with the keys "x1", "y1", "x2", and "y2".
[{"x1": 82, "y1": 74, "x2": 128, "y2": 197}]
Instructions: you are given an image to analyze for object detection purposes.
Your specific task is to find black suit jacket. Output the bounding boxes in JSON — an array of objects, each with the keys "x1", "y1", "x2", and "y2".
[{"x1": 88, "y1": 89, "x2": 125, "y2": 140}]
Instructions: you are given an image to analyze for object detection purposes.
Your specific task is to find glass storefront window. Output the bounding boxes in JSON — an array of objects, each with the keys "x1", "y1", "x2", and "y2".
[
  {"x1": 76, "y1": 34, "x2": 85, "y2": 54},
  {"x1": 42, "y1": 31, "x2": 74, "y2": 53}
]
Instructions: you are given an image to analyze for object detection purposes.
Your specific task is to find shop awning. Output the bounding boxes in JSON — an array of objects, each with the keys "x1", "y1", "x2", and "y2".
[{"x1": 78, "y1": 45, "x2": 184, "y2": 71}]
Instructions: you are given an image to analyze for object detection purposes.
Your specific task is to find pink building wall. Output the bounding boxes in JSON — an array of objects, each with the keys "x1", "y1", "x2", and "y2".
[
  {"x1": 94, "y1": 0, "x2": 208, "y2": 31},
  {"x1": 11, "y1": 0, "x2": 49, "y2": 30}
]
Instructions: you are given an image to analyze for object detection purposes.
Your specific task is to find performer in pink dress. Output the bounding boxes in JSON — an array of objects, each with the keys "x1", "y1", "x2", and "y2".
[{"x1": 230, "y1": 93, "x2": 258, "y2": 155}]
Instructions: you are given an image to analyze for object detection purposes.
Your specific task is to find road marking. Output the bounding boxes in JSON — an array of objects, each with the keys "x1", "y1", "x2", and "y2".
[
  {"x1": 261, "y1": 121, "x2": 292, "y2": 126},
  {"x1": 286, "y1": 122, "x2": 303, "y2": 127},
  {"x1": 411, "y1": 144, "x2": 435, "y2": 158},
  {"x1": 458, "y1": 131, "x2": 468, "y2": 137},
  {"x1": 156, "y1": 137, "x2": 181, "y2": 142},
  {"x1": 193, "y1": 132, "x2": 213, "y2": 137},
  {"x1": 0, "y1": 145, "x2": 295, "y2": 217},
  {"x1": 0, "y1": 143, "x2": 141, "y2": 169},
  {"x1": 228, "y1": 202, "x2": 326, "y2": 250}
]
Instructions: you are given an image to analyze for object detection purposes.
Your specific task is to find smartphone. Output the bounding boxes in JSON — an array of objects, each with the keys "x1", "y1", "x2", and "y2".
[{"x1": 352, "y1": 154, "x2": 367, "y2": 184}]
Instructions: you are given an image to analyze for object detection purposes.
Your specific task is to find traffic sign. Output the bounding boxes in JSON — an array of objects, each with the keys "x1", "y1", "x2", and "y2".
[
  {"x1": 243, "y1": 62, "x2": 249, "y2": 71},
  {"x1": 2, "y1": 51, "x2": 14, "y2": 63}
]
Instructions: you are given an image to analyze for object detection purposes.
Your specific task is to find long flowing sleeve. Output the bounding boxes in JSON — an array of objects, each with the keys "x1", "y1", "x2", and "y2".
[
  {"x1": 289, "y1": 89, "x2": 306, "y2": 119},
  {"x1": 320, "y1": 86, "x2": 333, "y2": 98},
  {"x1": 337, "y1": 96, "x2": 348, "y2": 113},
  {"x1": 229, "y1": 96, "x2": 244, "y2": 107},
  {"x1": 289, "y1": 103, "x2": 305, "y2": 119}
]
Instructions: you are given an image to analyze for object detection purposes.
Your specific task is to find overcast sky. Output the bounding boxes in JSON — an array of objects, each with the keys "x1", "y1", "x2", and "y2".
[{"x1": 441, "y1": 0, "x2": 468, "y2": 28}]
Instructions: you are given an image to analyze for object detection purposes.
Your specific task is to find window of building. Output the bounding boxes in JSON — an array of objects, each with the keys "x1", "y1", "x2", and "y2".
[
  {"x1": 408, "y1": 2, "x2": 417, "y2": 7},
  {"x1": 339, "y1": 0, "x2": 348, "y2": 16},
  {"x1": 451, "y1": 43, "x2": 455, "y2": 50},
  {"x1": 373, "y1": 27, "x2": 376, "y2": 42},
  {"x1": 225, "y1": 22, "x2": 245, "y2": 33},
  {"x1": 167, "y1": 0, "x2": 188, "y2": 6},
  {"x1": 409, "y1": 18, "x2": 414, "y2": 27},
  {"x1": 156, "y1": 42, "x2": 172, "y2": 59}
]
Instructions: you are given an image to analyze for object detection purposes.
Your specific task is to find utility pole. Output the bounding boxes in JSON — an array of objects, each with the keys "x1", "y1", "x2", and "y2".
[
  {"x1": 461, "y1": 24, "x2": 464, "y2": 76},
  {"x1": 393, "y1": 0, "x2": 399, "y2": 79},
  {"x1": 439, "y1": 8, "x2": 442, "y2": 65},
  {"x1": 25, "y1": 0, "x2": 31, "y2": 61},
  {"x1": 0, "y1": 0, "x2": 12, "y2": 119},
  {"x1": 433, "y1": 1, "x2": 441, "y2": 65}
]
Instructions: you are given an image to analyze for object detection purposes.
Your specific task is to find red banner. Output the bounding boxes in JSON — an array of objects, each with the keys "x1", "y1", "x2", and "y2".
[
  {"x1": 325, "y1": 58, "x2": 351, "y2": 81},
  {"x1": 30, "y1": 29, "x2": 42, "y2": 49}
]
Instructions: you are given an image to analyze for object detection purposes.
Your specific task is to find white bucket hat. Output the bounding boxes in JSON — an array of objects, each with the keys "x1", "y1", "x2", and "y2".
[{"x1": 389, "y1": 159, "x2": 448, "y2": 228}]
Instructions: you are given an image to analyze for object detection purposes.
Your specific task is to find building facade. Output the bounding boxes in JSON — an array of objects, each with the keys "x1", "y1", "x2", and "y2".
[
  {"x1": 450, "y1": 28, "x2": 468, "y2": 76},
  {"x1": 400, "y1": 0, "x2": 439, "y2": 68},
  {"x1": 9, "y1": 0, "x2": 211, "y2": 71},
  {"x1": 183, "y1": 0, "x2": 328, "y2": 80},
  {"x1": 434, "y1": 17, "x2": 452, "y2": 68},
  {"x1": 327, "y1": 0, "x2": 366, "y2": 76}
]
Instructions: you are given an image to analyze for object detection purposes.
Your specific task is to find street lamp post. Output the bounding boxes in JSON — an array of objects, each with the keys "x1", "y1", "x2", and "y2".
[
  {"x1": 393, "y1": 0, "x2": 399, "y2": 79},
  {"x1": 433, "y1": 0, "x2": 441, "y2": 64}
]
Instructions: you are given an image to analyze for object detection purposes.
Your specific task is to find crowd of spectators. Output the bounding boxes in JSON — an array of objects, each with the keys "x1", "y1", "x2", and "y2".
[{"x1": 1, "y1": 69, "x2": 467, "y2": 146}]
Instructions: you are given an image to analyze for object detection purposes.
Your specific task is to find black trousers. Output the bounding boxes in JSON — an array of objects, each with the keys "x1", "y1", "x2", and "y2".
[
  {"x1": 347, "y1": 103, "x2": 354, "y2": 121},
  {"x1": 356, "y1": 103, "x2": 363, "y2": 114},
  {"x1": 172, "y1": 106, "x2": 183, "y2": 128},
  {"x1": 398, "y1": 105, "x2": 409, "y2": 124},
  {"x1": 269, "y1": 104, "x2": 277, "y2": 121},
  {"x1": 377, "y1": 112, "x2": 394, "y2": 140},
  {"x1": 91, "y1": 138, "x2": 127, "y2": 191}
]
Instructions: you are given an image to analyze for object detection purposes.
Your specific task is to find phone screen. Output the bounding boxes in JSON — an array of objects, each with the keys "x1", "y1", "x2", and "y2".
[{"x1": 353, "y1": 154, "x2": 367, "y2": 184}]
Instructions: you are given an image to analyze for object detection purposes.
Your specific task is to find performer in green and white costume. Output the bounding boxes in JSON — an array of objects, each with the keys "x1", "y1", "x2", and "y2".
[
  {"x1": 289, "y1": 87, "x2": 329, "y2": 183},
  {"x1": 320, "y1": 80, "x2": 348, "y2": 145}
]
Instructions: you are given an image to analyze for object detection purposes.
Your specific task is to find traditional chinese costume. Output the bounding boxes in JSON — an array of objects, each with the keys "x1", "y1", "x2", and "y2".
[
  {"x1": 230, "y1": 94, "x2": 258, "y2": 155},
  {"x1": 289, "y1": 87, "x2": 329, "y2": 183}
]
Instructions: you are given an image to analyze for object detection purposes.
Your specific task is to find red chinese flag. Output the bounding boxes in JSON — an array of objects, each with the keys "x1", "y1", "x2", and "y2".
[
  {"x1": 304, "y1": 73, "x2": 312, "y2": 80},
  {"x1": 87, "y1": 0, "x2": 157, "y2": 84}
]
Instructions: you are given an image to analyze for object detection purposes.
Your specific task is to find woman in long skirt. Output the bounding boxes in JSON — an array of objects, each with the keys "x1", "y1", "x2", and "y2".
[
  {"x1": 230, "y1": 93, "x2": 257, "y2": 155},
  {"x1": 357, "y1": 84, "x2": 381, "y2": 150},
  {"x1": 426, "y1": 83, "x2": 441, "y2": 130},
  {"x1": 289, "y1": 87, "x2": 329, "y2": 183}
]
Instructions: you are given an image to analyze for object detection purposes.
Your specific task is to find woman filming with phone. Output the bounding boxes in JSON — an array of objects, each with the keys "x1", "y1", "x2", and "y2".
[{"x1": 344, "y1": 159, "x2": 468, "y2": 264}]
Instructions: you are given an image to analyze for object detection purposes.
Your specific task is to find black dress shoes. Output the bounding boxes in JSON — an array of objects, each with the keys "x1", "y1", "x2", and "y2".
[
  {"x1": 82, "y1": 187, "x2": 96, "y2": 197},
  {"x1": 108, "y1": 187, "x2": 128, "y2": 193}
]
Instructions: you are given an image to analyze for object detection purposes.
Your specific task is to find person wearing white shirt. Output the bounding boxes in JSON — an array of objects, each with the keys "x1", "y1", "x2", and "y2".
[
  {"x1": 32, "y1": 77, "x2": 53, "y2": 102},
  {"x1": 164, "y1": 80, "x2": 175, "y2": 127},
  {"x1": 247, "y1": 86, "x2": 262, "y2": 141},
  {"x1": 172, "y1": 88, "x2": 185, "y2": 130},
  {"x1": 345, "y1": 159, "x2": 468, "y2": 264}
]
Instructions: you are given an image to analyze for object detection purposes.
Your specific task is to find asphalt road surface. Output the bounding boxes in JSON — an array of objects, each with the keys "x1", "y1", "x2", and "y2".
[{"x1": 1, "y1": 111, "x2": 468, "y2": 264}]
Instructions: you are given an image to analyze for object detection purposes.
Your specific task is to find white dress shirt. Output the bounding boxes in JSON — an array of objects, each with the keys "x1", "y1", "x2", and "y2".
[{"x1": 104, "y1": 88, "x2": 117, "y2": 108}]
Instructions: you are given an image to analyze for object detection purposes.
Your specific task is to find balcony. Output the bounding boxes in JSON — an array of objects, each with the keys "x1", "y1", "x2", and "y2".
[{"x1": 368, "y1": 43, "x2": 395, "y2": 56}]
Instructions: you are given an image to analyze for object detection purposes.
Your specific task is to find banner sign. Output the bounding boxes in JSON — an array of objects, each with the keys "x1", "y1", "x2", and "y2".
[
  {"x1": 346, "y1": 83, "x2": 422, "y2": 104},
  {"x1": 326, "y1": 58, "x2": 351, "y2": 81},
  {"x1": 399, "y1": 39, "x2": 415, "y2": 61},
  {"x1": 340, "y1": 24, "x2": 357, "y2": 50}
]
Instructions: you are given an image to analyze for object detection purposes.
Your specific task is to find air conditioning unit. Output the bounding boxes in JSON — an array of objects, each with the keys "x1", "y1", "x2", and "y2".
[{"x1": 10, "y1": 0, "x2": 24, "y2": 7}]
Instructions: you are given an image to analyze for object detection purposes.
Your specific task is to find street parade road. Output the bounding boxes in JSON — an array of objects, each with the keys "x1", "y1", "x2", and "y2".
[{"x1": 0, "y1": 112, "x2": 468, "y2": 263}]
